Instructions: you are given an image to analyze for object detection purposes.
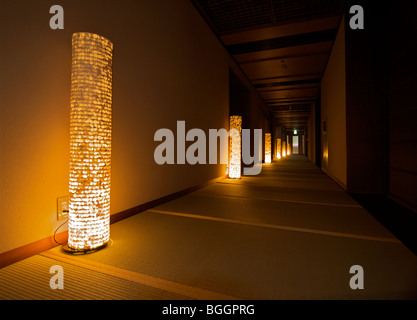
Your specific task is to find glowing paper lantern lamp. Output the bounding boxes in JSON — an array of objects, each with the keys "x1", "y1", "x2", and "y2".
[
  {"x1": 229, "y1": 115, "x2": 242, "y2": 179},
  {"x1": 287, "y1": 142, "x2": 291, "y2": 156},
  {"x1": 282, "y1": 141, "x2": 286, "y2": 157},
  {"x1": 67, "y1": 32, "x2": 113, "y2": 252},
  {"x1": 276, "y1": 138, "x2": 281, "y2": 159},
  {"x1": 265, "y1": 133, "x2": 271, "y2": 164}
]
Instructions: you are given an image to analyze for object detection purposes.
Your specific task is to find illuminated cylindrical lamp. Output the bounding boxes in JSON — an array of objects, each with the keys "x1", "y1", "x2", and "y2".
[
  {"x1": 276, "y1": 138, "x2": 281, "y2": 159},
  {"x1": 282, "y1": 141, "x2": 286, "y2": 157},
  {"x1": 265, "y1": 133, "x2": 271, "y2": 164},
  {"x1": 229, "y1": 115, "x2": 242, "y2": 179},
  {"x1": 67, "y1": 32, "x2": 113, "y2": 252},
  {"x1": 287, "y1": 141, "x2": 291, "y2": 156}
]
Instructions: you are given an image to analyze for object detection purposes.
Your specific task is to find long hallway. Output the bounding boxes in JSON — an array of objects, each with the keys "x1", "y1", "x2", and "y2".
[{"x1": 1, "y1": 156, "x2": 416, "y2": 300}]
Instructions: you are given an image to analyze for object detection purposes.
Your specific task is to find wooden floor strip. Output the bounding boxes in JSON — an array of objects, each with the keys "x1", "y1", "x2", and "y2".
[
  {"x1": 211, "y1": 192, "x2": 363, "y2": 208},
  {"x1": 148, "y1": 209, "x2": 402, "y2": 244},
  {"x1": 40, "y1": 251, "x2": 239, "y2": 300}
]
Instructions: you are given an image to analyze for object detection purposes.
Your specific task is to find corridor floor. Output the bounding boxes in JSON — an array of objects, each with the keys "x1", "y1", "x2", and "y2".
[{"x1": 1, "y1": 155, "x2": 417, "y2": 299}]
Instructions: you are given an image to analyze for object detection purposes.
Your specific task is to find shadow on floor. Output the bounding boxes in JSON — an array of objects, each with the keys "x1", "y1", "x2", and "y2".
[{"x1": 351, "y1": 194, "x2": 417, "y2": 257}]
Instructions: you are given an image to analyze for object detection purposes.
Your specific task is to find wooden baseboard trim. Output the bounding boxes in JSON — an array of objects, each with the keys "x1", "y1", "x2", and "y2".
[
  {"x1": 0, "y1": 175, "x2": 227, "y2": 269},
  {"x1": 321, "y1": 167, "x2": 347, "y2": 190},
  {"x1": 387, "y1": 194, "x2": 417, "y2": 215},
  {"x1": 0, "y1": 231, "x2": 68, "y2": 269}
]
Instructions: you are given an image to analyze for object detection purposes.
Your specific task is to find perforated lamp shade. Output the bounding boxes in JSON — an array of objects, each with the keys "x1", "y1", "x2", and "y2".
[
  {"x1": 68, "y1": 32, "x2": 113, "y2": 251},
  {"x1": 276, "y1": 138, "x2": 281, "y2": 159},
  {"x1": 265, "y1": 133, "x2": 271, "y2": 164},
  {"x1": 229, "y1": 115, "x2": 242, "y2": 179}
]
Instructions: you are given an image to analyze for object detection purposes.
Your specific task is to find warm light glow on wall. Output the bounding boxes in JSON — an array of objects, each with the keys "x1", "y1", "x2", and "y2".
[
  {"x1": 229, "y1": 115, "x2": 242, "y2": 179},
  {"x1": 282, "y1": 141, "x2": 286, "y2": 157},
  {"x1": 287, "y1": 142, "x2": 291, "y2": 156},
  {"x1": 276, "y1": 138, "x2": 281, "y2": 159},
  {"x1": 68, "y1": 32, "x2": 113, "y2": 251},
  {"x1": 265, "y1": 133, "x2": 271, "y2": 164}
]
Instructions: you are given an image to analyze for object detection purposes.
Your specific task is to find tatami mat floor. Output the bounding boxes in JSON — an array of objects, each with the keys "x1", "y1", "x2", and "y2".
[{"x1": 1, "y1": 155, "x2": 417, "y2": 299}]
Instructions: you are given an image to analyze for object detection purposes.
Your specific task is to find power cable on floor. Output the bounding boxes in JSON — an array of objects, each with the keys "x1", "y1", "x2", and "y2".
[{"x1": 53, "y1": 217, "x2": 68, "y2": 246}]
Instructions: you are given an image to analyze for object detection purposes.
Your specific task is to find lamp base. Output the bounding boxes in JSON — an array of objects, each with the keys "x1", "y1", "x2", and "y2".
[{"x1": 62, "y1": 239, "x2": 112, "y2": 255}]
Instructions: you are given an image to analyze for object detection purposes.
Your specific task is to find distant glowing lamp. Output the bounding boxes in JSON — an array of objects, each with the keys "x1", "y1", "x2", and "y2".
[
  {"x1": 287, "y1": 142, "x2": 291, "y2": 156},
  {"x1": 294, "y1": 129, "x2": 297, "y2": 135},
  {"x1": 229, "y1": 115, "x2": 242, "y2": 179},
  {"x1": 265, "y1": 133, "x2": 271, "y2": 164},
  {"x1": 276, "y1": 138, "x2": 281, "y2": 159},
  {"x1": 282, "y1": 141, "x2": 286, "y2": 157},
  {"x1": 66, "y1": 32, "x2": 113, "y2": 252}
]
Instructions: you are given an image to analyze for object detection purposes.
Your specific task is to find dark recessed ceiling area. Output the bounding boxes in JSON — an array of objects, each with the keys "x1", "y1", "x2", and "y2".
[{"x1": 192, "y1": 0, "x2": 345, "y2": 134}]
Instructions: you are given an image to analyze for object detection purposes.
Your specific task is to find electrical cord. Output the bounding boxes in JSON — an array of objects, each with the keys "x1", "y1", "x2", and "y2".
[{"x1": 53, "y1": 214, "x2": 69, "y2": 246}]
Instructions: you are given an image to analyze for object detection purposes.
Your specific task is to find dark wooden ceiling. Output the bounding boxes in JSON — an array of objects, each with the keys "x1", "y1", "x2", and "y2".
[{"x1": 192, "y1": 0, "x2": 345, "y2": 134}]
